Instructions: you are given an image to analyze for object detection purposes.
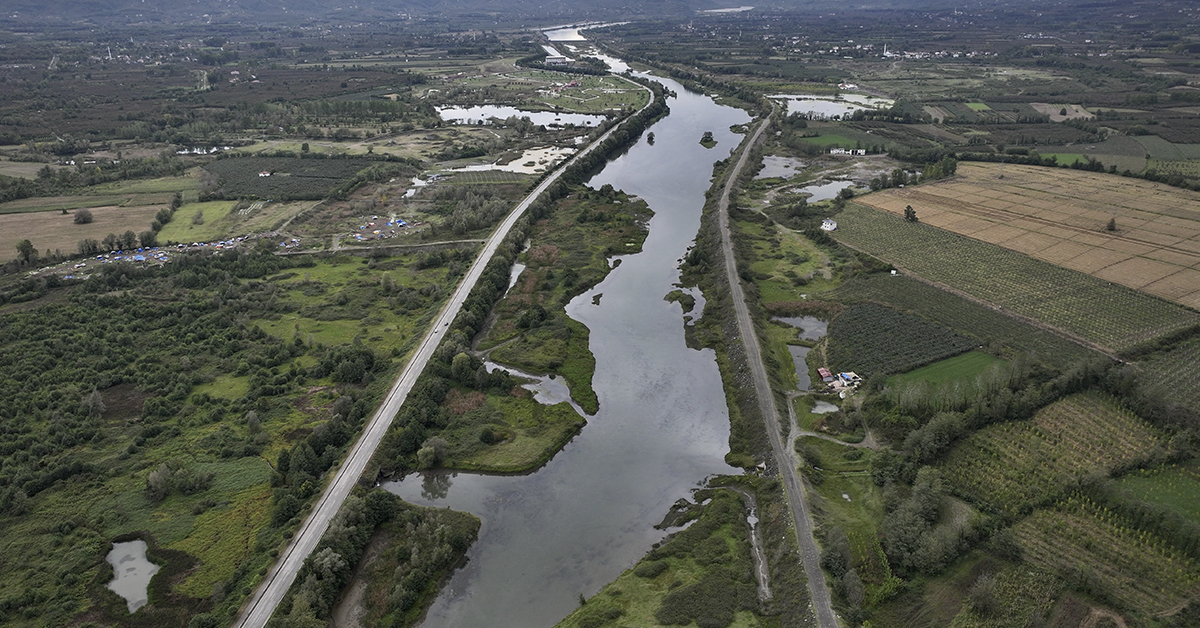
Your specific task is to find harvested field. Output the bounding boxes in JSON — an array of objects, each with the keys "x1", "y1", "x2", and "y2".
[
  {"x1": 856, "y1": 162, "x2": 1200, "y2": 309},
  {"x1": 0, "y1": 204, "x2": 160, "y2": 260}
]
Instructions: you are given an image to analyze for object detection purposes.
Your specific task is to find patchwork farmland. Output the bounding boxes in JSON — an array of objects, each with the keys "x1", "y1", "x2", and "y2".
[
  {"x1": 831, "y1": 203, "x2": 1200, "y2": 354},
  {"x1": 856, "y1": 162, "x2": 1200, "y2": 309}
]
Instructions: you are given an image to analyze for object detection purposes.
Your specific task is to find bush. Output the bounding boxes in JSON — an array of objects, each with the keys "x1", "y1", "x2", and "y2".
[
  {"x1": 634, "y1": 560, "x2": 669, "y2": 578},
  {"x1": 73, "y1": 208, "x2": 94, "y2": 224}
]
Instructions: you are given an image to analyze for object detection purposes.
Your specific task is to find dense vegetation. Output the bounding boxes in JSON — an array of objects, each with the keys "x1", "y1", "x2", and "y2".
[{"x1": 0, "y1": 246, "x2": 457, "y2": 627}]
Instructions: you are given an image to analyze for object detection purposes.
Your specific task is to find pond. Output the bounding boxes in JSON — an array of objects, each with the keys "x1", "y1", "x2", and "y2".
[
  {"x1": 797, "y1": 179, "x2": 853, "y2": 202},
  {"x1": 106, "y1": 540, "x2": 159, "y2": 613},
  {"x1": 755, "y1": 155, "x2": 806, "y2": 179},
  {"x1": 775, "y1": 316, "x2": 828, "y2": 390},
  {"x1": 438, "y1": 105, "x2": 607, "y2": 127},
  {"x1": 789, "y1": 345, "x2": 813, "y2": 391},
  {"x1": 773, "y1": 315, "x2": 828, "y2": 341},
  {"x1": 384, "y1": 69, "x2": 750, "y2": 628},
  {"x1": 771, "y1": 93, "x2": 893, "y2": 119}
]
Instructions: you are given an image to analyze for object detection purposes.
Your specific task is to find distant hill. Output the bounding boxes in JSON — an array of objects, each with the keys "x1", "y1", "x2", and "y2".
[
  {"x1": 1, "y1": 0, "x2": 720, "y2": 26},
  {"x1": 0, "y1": 0, "x2": 1058, "y2": 27}
]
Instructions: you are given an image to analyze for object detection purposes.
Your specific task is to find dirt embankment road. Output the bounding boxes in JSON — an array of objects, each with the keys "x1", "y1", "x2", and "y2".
[
  {"x1": 232, "y1": 80, "x2": 654, "y2": 628},
  {"x1": 715, "y1": 114, "x2": 838, "y2": 628}
]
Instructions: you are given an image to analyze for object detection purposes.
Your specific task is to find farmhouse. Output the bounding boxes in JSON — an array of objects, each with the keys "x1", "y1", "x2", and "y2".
[
  {"x1": 545, "y1": 55, "x2": 570, "y2": 66},
  {"x1": 829, "y1": 148, "x2": 867, "y2": 156},
  {"x1": 838, "y1": 372, "x2": 862, "y2": 387},
  {"x1": 821, "y1": 218, "x2": 838, "y2": 231},
  {"x1": 817, "y1": 367, "x2": 834, "y2": 383}
]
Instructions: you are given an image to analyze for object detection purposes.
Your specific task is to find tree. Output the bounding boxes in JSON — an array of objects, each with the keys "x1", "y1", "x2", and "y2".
[
  {"x1": 842, "y1": 569, "x2": 865, "y2": 608},
  {"x1": 1106, "y1": 216, "x2": 1117, "y2": 232},
  {"x1": 15, "y1": 239, "x2": 35, "y2": 263},
  {"x1": 904, "y1": 205, "x2": 919, "y2": 223},
  {"x1": 119, "y1": 230, "x2": 138, "y2": 250},
  {"x1": 78, "y1": 238, "x2": 100, "y2": 256},
  {"x1": 146, "y1": 463, "x2": 172, "y2": 502},
  {"x1": 80, "y1": 389, "x2": 106, "y2": 417},
  {"x1": 73, "y1": 208, "x2": 94, "y2": 224},
  {"x1": 301, "y1": 142, "x2": 310, "y2": 153},
  {"x1": 968, "y1": 573, "x2": 999, "y2": 615},
  {"x1": 139, "y1": 230, "x2": 158, "y2": 248}
]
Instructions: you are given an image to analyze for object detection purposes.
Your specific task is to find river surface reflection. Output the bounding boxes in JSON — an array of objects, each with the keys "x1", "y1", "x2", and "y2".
[{"x1": 383, "y1": 71, "x2": 750, "y2": 628}]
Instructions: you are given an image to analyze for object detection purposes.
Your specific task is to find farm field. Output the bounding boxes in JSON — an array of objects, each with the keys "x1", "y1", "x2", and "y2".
[
  {"x1": 0, "y1": 203, "x2": 161, "y2": 260},
  {"x1": 830, "y1": 274, "x2": 1101, "y2": 366},
  {"x1": 1135, "y1": 335, "x2": 1200, "y2": 411},
  {"x1": 854, "y1": 162, "x2": 1200, "y2": 309},
  {"x1": 888, "y1": 351, "x2": 1003, "y2": 386},
  {"x1": 825, "y1": 302, "x2": 979, "y2": 377},
  {"x1": 941, "y1": 393, "x2": 1161, "y2": 515},
  {"x1": 831, "y1": 203, "x2": 1200, "y2": 354},
  {"x1": 1014, "y1": 495, "x2": 1200, "y2": 616},
  {"x1": 203, "y1": 157, "x2": 381, "y2": 200},
  {"x1": 1118, "y1": 463, "x2": 1200, "y2": 525}
]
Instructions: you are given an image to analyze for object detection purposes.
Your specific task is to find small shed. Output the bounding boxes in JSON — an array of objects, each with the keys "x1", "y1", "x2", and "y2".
[{"x1": 821, "y1": 218, "x2": 838, "y2": 231}]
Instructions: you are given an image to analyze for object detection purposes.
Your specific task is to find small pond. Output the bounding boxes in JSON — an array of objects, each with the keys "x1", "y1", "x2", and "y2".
[
  {"x1": 773, "y1": 315, "x2": 828, "y2": 341},
  {"x1": 755, "y1": 156, "x2": 806, "y2": 179},
  {"x1": 797, "y1": 180, "x2": 852, "y2": 202},
  {"x1": 776, "y1": 316, "x2": 828, "y2": 390},
  {"x1": 483, "y1": 360, "x2": 581, "y2": 412},
  {"x1": 106, "y1": 540, "x2": 159, "y2": 613},
  {"x1": 811, "y1": 400, "x2": 840, "y2": 414},
  {"x1": 505, "y1": 262, "x2": 526, "y2": 293},
  {"x1": 788, "y1": 346, "x2": 813, "y2": 391},
  {"x1": 438, "y1": 105, "x2": 606, "y2": 127}
]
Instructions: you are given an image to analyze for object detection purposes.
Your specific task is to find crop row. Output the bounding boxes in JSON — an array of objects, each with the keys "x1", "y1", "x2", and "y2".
[
  {"x1": 941, "y1": 393, "x2": 1160, "y2": 514},
  {"x1": 825, "y1": 302, "x2": 978, "y2": 377},
  {"x1": 1139, "y1": 336, "x2": 1200, "y2": 411},
  {"x1": 831, "y1": 274, "x2": 1099, "y2": 366},
  {"x1": 1015, "y1": 495, "x2": 1200, "y2": 615},
  {"x1": 204, "y1": 157, "x2": 371, "y2": 200},
  {"x1": 833, "y1": 204, "x2": 1200, "y2": 353}
]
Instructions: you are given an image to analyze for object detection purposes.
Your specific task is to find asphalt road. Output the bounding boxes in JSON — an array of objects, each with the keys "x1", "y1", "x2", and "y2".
[
  {"x1": 232, "y1": 82, "x2": 653, "y2": 628},
  {"x1": 715, "y1": 114, "x2": 839, "y2": 628}
]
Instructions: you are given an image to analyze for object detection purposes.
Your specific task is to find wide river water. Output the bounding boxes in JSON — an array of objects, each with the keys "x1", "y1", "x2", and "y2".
[{"x1": 384, "y1": 72, "x2": 750, "y2": 628}]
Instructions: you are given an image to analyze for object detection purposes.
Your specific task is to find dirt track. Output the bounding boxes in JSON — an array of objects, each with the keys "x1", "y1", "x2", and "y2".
[{"x1": 715, "y1": 112, "x2": 838, "y2": 628}]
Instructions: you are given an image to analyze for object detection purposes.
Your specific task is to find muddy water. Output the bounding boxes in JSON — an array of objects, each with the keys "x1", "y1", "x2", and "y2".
[
  {"x1": 384, "y1": 74, "x2": 749, "y2": 628},
  {"x1": 106, "y1": 540, "x2": 159, "y2": 613}
]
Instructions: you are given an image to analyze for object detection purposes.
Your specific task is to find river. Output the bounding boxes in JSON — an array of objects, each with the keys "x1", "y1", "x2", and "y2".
[{"x1": 383, "y1": 69, "x2": 751, "y2": 628}]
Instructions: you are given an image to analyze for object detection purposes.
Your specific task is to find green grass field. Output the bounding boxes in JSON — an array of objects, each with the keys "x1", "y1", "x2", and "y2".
[
  {"x1": 156, "y1": 201, "x2": 238, "y2": 243},
  {"x1": 965, "y1": 102, "x2": 992, "y2": 111},
  {"x1": 1118, "y1": 463, "x2": 1200, "y2": 524},
  {"x1": 444, "y1": 390, "x2": 586, "y2": 473},
  {"x1": 890, "y1": 352, "x2": 1003, "y2": 386},
  {"x1": 832, "y1": 204, "x2": 1200, "y2": 353}
]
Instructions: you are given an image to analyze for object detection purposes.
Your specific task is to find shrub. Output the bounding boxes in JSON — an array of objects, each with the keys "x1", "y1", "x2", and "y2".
[
  {"x1": 634, "y1": 560, "x2": 669, "y2": 578},
  {"x1": 73, "y1": 208, "x2": 94, "y2": 224}
]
